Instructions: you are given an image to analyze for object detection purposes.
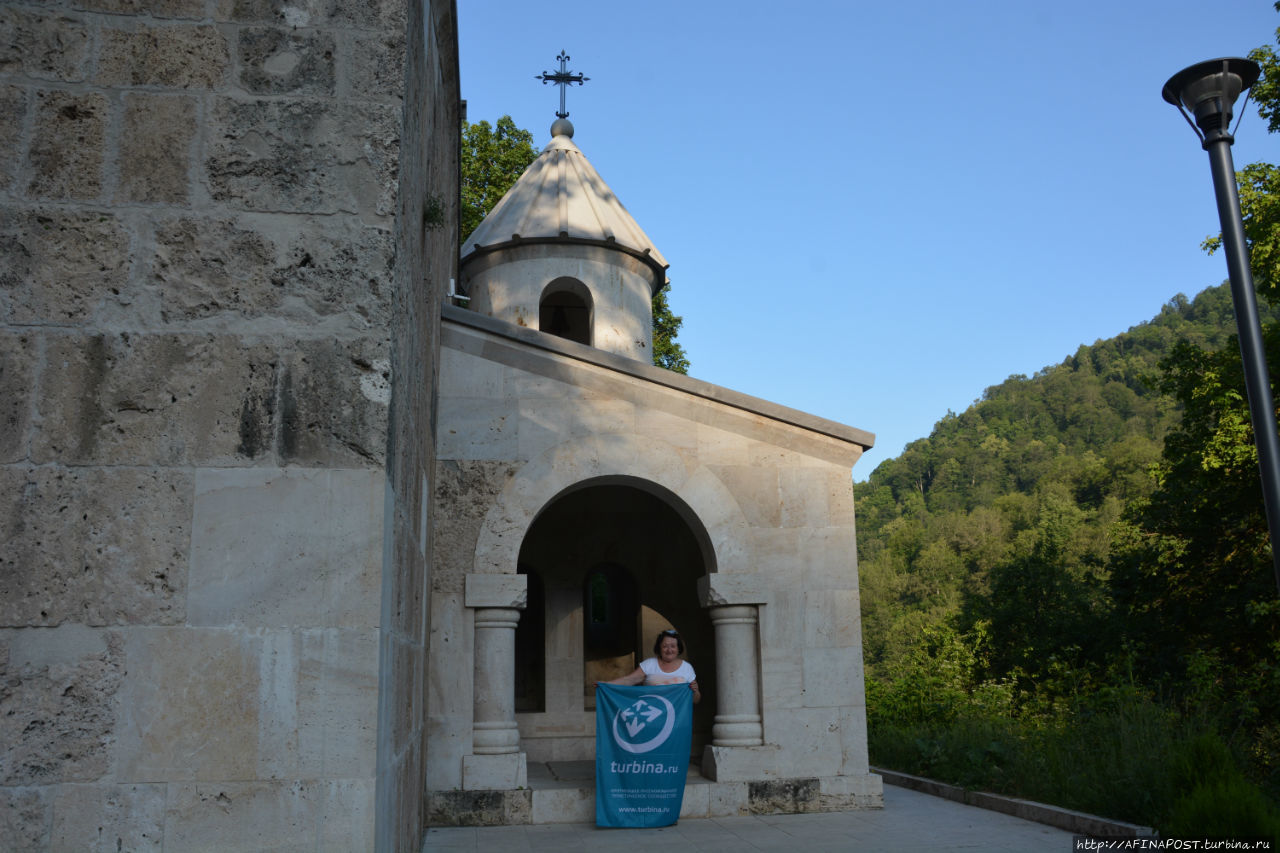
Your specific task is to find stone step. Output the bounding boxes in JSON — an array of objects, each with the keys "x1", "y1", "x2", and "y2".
[{"x1": 528, "y1": 759, "x2": 742, "y2": 824}]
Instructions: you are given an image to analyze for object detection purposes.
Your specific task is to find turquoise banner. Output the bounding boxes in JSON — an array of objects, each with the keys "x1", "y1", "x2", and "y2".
[{"x1": 594, "y1": 683, "x2": 693, "y2": 828}]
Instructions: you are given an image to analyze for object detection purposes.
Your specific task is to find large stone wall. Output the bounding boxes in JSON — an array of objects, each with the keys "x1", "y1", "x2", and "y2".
[{"x1": 0, "y1": 0, "x2": 457, "y2": 848}]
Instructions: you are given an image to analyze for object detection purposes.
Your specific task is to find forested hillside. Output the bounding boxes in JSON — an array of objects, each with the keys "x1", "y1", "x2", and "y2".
[
  {"x1": 851, "y1": 16, "x2": 1280, "y2": 825},
  {"x1": 855, "y1": 283, "x2": 1269, "y2": 682}
]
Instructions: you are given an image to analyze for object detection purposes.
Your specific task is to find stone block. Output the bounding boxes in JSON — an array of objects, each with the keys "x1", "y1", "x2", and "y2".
[
  {"x1": 800, "y1": 527, "x2": 859, "y2": 589},
  {"x1": 0, "y1": 333, "x2": 34, "y2": 461},
  {"x1": 0, "y1": 626, "x2": 124, "y2": 785},
  {"x1": 426, "y1": 788, "x2": 532, "y2": 827},
  {"x1": 278, "y1": 337, "x2": 389, "y2": 467},
  {"x1": 118, "y1": 94, "x2": 195, "y2": 203},
  {"x1": 0, "y1": 786, "x2": 52, "y2": 851},
  {"x1": 286, "y1": 629, "x2": 379, "y2": 778},
  {"x1": 760, "y1": 657, "x2": 803, "y2": 712},
  {"x1": 779, "y1": 467, "x2": 834, "y2": 528},
  {"x1": 238, "y1": 26, "x2": 334, "y2": 94},
  {"x1": 748, "y1": 778, "x2": 819, "y2": 815},
  {"x1": 115, "y1": 628, "x2": 259, "y2": 782},
  {"x1": 462, "y1": 752, "x2": 526, "y2": 790},
  {"x1": 439, "y1": 347, "x2": 503, "y2": 399},
  {"x1": 49, "y1": 783, "x2": 166, "y2": 852},
  {"x1": 96, "y1": 25, "x2": 229, "y2": 88},
  {"x1": 349, "y1": 31, "x2": 405, "y2": 101},
  {"x1": 0, "y1": 85, "x2": 25, "y2": 192},
  {"x1": 437, "y1": 397, "x2": 519, "y2": 461},
  {"x1": 215, "y1": 0, "x2": 404, "y2": 29},
  {"x1": 801, "y1": 647, "x2": 858, "y2": 707},
  {"x1": 26, "y1": 90, "x2": 105, "y2": 200},
  {"x1": 0, "y1": 9, "x2": 90, "y2": 82},
  {"x1": 271, "y1": 219, "x2": 395, "y2": 328},
  {"x1": 78, "y1": 0, "x2": 205, "y2": 18},
  {"x1": 206, "y1": 97, "x2": 398, "y2": 217},
  {"x1": 465, "y1": 573, "x2": 527, "y2": 608},
  {"x1": 696, "y1": 423, "x2": 751, "y2": 465},
  {"x1": 153, "y1": 215, "x2": 394, "y2": 326},
  {"x1": 188, "y1": 467, "x2": 382, "y2": 628},
  {"x1": 764, "y1": 707, "x2": 843, "y2": 779},
  {"x1": 802, "y1": 588, "x2": 862, "y2": 649},
  {"x1": 697, "y1": 573, "x2": 769, "y2": 607},
  {"x1": 713, "y1": 465, "x2": 780, "y2": 528},
  {"x1": 701, "y1": 744, "x2": 780, "y2": 782},
  {"x1": 839, "y1": 707, "x2": 871, "y2": 776},
  {"x1": 150, "y1": 216, "x2": 278, "y2": 321},
  {"x1": 0, "y1": 466, "x2": 191, "y2": 626},
  {"x1": 679, "y1": 781, "x2": 709, "y2": 818},
  {"x1": 163, "y1": 779, "x2": 375, "y2": 851},
  {"x1": 0, "y1": 210, "x2": 131, "y2": 325},
  {"x1": 34, "y1": 333, "x2": 278, "y2": 466},
  {"x1": 530, "y1": 787, "x2": 592, "y2": 825},
  {"x1": 707, "y1": 780, "x2": 750, "y2": 816}
]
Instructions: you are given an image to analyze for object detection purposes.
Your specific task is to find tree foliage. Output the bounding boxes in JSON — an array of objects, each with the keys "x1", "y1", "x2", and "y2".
[
  {"x1": 460, "y1": 116, "x2": 538, "y2": 244},
  {"x1": 459, "y1": 115, "x2": 690, "y2": 372}
]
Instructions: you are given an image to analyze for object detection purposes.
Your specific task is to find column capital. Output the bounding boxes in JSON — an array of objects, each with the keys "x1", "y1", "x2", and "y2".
[
  {"x1": 465, "y1": 573, "x2": 527, "y2": 609},
  {"x1": 697, "y1": 573, "x2": 769, "y2": 608}
]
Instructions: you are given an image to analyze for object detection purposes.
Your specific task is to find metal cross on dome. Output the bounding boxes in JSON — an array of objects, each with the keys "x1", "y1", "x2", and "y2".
[{"x1": 536, "y1": 51, "x2": 589, "y2": 119}]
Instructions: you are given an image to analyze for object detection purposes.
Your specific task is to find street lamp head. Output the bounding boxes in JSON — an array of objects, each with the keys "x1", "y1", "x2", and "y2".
[{"x1": 1163, "y1": 57, "x2": 1261, "y2": 146}]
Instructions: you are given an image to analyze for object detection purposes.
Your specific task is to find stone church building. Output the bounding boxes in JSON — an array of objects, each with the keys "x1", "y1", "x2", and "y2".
[
  {"x1": 0, "y1": 0, "x2": 877, "y2": 847},
  {"x1": 427, "y1": 116, "x2": 881, "y2": 821}
]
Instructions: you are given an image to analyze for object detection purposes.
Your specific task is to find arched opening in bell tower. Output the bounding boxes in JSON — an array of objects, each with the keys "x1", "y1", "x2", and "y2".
[
  {"x1": 513, "y1": 476, "x2": 715, "y2": 761},
  {"x1": 539, "y1": 277, "x2": 593, "y2": 345}
]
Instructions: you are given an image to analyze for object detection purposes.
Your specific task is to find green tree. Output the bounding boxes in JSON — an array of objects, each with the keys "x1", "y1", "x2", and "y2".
[
  {"x1": 1114, "y1": 7, "x2": 1280, "y2": 725},
  {"x1": 459, "y1": 115, "x2": 691, "y2": 373},
  {"x1": 651, "y1": 288, "x2": 690, "y2": 374},
  {"x1": 460, "y1": 116, "x2": 538, "y2": 244}
]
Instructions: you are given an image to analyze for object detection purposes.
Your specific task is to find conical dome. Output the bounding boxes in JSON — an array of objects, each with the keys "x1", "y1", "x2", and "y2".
[
  {"x1": 461, "y1": 122, "x2": 669, "y2": 289},
  {"x1": 458, "y1": 121, "x2": 669, "y2": 363}
]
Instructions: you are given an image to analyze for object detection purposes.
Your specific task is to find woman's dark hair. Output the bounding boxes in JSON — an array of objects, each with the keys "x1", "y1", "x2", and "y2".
[{"x1": 652, "y1": 629, "x2": 685, "y2": 657}]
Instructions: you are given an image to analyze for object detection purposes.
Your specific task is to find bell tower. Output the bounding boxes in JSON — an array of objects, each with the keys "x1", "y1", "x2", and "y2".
[{"x1": 458, "y1": 54, "x2": 669, "y2": 362}]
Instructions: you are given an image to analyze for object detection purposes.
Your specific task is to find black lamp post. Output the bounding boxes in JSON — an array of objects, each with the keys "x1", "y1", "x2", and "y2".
[{"x1": 1163, "y1": 57, "x2": 1280, "y2": 594}]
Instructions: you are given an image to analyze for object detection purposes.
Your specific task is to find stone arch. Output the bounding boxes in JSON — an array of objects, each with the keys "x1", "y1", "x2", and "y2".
[
  {"x1": 539, "y1": 276, "x2": 593, "y2": 345},
  {"x1": 471, "y1": 432, "x2": 751, "y2": 580}
]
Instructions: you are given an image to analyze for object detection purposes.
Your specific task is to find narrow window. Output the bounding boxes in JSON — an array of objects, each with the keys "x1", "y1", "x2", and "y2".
[{"x1": 539, "y1": 278, "x2": 592, "y2": 345}]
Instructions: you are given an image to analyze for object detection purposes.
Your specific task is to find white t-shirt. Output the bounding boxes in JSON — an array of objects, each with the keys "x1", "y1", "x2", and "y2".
[{"x1": 639, "y1": 657, "x2": 696, "y2": 685}]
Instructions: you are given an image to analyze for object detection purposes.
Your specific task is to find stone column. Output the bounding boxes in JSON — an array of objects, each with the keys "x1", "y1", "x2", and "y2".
[
  {"x1": 698, "y1": 574, "x2": 775, "y2": 782},
  {"x1": 708, "y1": 604, "x2": 763, "y2": 747},
  {"x1": 463, "y1": 574, "x2": 527, "y2": 789}
]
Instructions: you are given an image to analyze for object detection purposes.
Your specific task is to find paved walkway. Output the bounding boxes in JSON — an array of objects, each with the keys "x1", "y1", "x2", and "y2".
[{"x1": 423, "y1": 784, "x2": 1077, "y2": 851}]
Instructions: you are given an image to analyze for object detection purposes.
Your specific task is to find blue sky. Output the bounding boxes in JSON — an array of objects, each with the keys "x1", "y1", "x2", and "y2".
[{"x1": 457, "y1": 1, "x2": 1279, "y2": 480}]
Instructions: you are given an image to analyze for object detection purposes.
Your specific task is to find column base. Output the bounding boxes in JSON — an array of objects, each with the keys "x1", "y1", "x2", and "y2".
[
  {"x1": 701, "y1": 743, "x2": 780, "y2": 782},
  {"x1": 462, "y1": 752, "x2": 527, "y2": 790}
]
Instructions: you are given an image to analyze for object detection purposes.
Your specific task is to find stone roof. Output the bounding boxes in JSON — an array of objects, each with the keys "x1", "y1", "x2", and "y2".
[{"x1": 460, "y1": 120, "x2": 670, "y2": 284}]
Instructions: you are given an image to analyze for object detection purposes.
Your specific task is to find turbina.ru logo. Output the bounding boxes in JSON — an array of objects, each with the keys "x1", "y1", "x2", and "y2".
[{"x1": 611, "y1": 695, "x2": 677, "y2": 754}]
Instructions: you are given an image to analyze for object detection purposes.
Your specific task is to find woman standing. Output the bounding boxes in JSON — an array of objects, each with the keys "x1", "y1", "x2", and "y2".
[{"x1": 606, "y1": 629, "x2": 701, "y2": 703}]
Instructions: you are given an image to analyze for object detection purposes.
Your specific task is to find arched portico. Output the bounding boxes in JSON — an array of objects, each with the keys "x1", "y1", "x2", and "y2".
[{"x1": 462, "y1": 433, "x2": 767, "y2": 775}]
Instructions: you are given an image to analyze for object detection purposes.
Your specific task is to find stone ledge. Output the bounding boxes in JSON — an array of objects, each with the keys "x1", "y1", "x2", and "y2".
[{"x1": 873, "y1": 767, "x2": 1156, "y2": 837}]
